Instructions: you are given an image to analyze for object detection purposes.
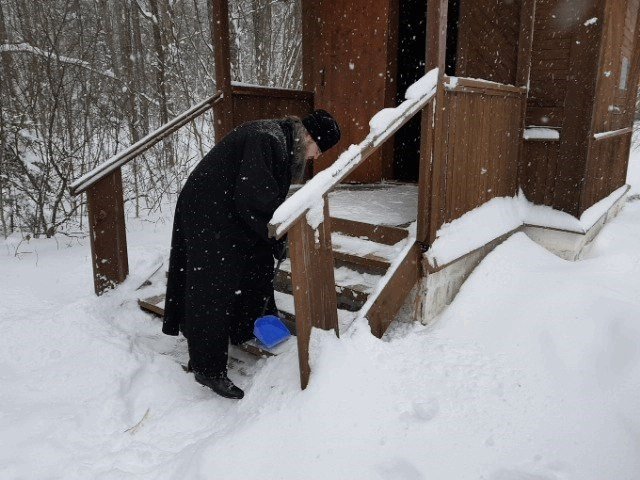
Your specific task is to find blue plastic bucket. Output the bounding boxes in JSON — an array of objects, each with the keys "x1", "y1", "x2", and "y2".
[{"x1": 254, "y1": 315, "x2": 291, "y2": 348}]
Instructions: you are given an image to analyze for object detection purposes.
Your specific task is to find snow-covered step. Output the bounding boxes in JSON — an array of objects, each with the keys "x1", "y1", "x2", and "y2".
[
  {"x1": 274, "y1": 291, "x2": 357, "y2": 333},
  {"x1": 278, "y1": 259, "x2": 381, "y2": 293},
  {"x1": 331, "y1": 232, "x2": 408, "y2": 274},
  {"x1": 275, "y1": 260, "x2": 378, "y2": 312},
  {"x1": 330, "y1": 216, "x2": 410, "y2": 245}
]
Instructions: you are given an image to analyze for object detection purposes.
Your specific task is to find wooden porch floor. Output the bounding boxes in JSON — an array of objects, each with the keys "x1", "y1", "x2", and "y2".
[{"x1": 323, "y1": 182, "x2": 418, "y2": 227}]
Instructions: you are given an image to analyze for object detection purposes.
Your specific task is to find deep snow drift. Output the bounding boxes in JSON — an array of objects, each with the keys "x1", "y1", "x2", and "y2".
[{"x1": 1, "y1": 143, "x2": 639, "y2": 479}]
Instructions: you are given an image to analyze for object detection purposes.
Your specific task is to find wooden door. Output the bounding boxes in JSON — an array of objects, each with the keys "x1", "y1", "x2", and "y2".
[{"x1": 303, "y1": 0, "x2": 398, "y2": 182}]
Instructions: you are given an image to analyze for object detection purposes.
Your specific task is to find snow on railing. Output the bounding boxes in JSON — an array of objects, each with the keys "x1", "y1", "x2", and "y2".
[
  {"x1": 593, "y1": 127, "x2": 633, "y2": 141},
  {"x1": 268, "y1": 68, "x2": 439, "y2": 239}
]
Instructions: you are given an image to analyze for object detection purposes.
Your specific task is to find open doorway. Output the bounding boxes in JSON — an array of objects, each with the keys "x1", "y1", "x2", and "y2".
[
  {"x1": 393, "y1": 0, "x2": 428, "y2": 182},
  {"x1": 393, "y1": 0, "x2": 460, "y2": 182}
]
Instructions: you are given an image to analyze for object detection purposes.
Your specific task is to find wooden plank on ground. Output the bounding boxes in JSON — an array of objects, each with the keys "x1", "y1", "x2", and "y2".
[
  {"x1": 365, "y1": 243, "x2": 421, "y2": 338},
  {"x1": 138, "y1": 295, "x2": 165, "y2": 317}
]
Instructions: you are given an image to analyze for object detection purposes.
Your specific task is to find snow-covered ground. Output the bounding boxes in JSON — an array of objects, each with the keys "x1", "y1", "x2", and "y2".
[{"x1": 1, "y1": 140, "x2": 639, "y2": 479}]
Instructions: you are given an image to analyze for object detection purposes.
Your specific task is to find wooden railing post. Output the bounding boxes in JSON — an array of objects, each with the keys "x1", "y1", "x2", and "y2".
[
  {"x1": 419, "y1": 0, "x2": 448, "y2": 245},
  {"x1": 288, "y1": 195, "x2": 339, "y2": 389},
  {"x1": 86, "y1": 169, "x2": 128, "y2": 295},
  {"x1": 209, "y1": 0, "x2": 234, "y2": 142}
]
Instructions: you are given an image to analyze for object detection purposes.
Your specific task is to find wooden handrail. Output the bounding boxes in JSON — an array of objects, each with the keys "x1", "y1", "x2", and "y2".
[
  {"x1": 69, "y1": 91, "x2": 223, "y2": 196},
  {"x1": 268, "y1": 69, "x2": 439, "y2": 240}
]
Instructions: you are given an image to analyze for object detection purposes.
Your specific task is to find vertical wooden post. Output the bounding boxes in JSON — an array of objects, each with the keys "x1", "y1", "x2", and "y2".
[
  {"x1": 86, "y1": 169, "x2": 129, "y2": 295},
  {"x1": 515, "y1": 0, "x2": 536, "y2": 88},
  {"x1": 418, "y1": 0, "x2": 448, "y2": 245},
  {"x1": 209, "y1": 0, "x2": 234, "y2": 142},
  {"x1": 288, "y1": 196, "x2": 339, "y2": 389},
  {"x1": 300, "y1": 0, "x2": 315, "y2": 92}
]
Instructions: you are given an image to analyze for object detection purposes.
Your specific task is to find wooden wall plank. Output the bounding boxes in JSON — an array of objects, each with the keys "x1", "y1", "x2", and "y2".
[
  {"x1": 581, "y1": 0, "x2": 640, "y2": 213},
  {"x1": 526, "y1": 0, "x2": 640, "y2": 214},
  {"x1": 232, "y1": 90, "x2": 313, "y2": 126},
  {"x1": 436, "y1": 87, "x2": 525, "y2": 226},
  {"x1": 456, "y1": 0, "x2": 521, "y2": 84}
]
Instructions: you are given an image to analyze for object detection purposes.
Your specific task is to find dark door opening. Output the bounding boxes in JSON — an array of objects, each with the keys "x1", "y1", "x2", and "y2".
[
  {"x1": 393, "y1": 0, "x2": 460, "y2": 182},
  {"x1": 393, "y1": 0, "x2": 428, "y2": 182}
]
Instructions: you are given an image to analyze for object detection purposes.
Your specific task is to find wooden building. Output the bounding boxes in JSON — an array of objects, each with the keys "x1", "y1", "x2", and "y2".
[
  {"x1": 521, "y1": 0, "x2": 640, "y2": 216},
  {"x1": 70, "y1": 0, "x2": 640, "y2": 388}
]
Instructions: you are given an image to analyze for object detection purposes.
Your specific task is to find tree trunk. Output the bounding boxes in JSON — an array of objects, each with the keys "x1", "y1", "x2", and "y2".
[
  {"x1": 118, "y1": 0, "x2": 141, "y2": 217},
  {"x1": 253, "y1": 0, "x2": 271, "y2": 86},
  {"x1": 148, "y1": 0, "x2": 174, "y2": 168},
  {"x1": 0, "y1": 1, "x2": 12, "y2": 237}
]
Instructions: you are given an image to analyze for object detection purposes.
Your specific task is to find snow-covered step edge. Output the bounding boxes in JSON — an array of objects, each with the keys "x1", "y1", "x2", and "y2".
[
  {"x1": 278, "y1": 259, "x2": 381, "y2": 293},
  {"x1": 331, "y1": 232, "x2": 407, "y2": 261},
  {"x1": 274, "y1": 291, "x2": 357, "y2": 333}
]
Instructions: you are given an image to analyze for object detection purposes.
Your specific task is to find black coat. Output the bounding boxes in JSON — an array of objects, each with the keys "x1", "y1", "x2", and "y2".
[{"x1": 162, "y1": 119, "x2": 295, "y2": 361}]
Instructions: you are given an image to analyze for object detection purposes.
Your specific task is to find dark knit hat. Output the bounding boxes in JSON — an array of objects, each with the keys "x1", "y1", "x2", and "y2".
[{"x1": 302, "y1": 109, "x2": 341, "y2": 152}]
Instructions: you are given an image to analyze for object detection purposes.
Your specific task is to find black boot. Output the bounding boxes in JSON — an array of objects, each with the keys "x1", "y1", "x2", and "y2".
[{"x1": 194, "y1": 372, "x2": 244, "y2": 400}]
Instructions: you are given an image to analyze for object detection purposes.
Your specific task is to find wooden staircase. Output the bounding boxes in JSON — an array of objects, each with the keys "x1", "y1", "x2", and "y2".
[
  {"x1": 138, "y1": 217, "x2": 413, "y2": 355},
  {"x1": 71, "y1": 67, "x2": 437, "y2": 389}
]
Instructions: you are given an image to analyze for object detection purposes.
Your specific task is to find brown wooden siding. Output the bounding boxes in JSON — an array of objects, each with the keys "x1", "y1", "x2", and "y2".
[
  {"x1": 455, "y1": 0, "x2": 522, "y2": 85},
  {"x1": 522, "y1": 0, "x2": 603, "y2": 216},
  {"x1": 582, "y1": 134, "x2": 632, "y2": 207},
  {"x1": 591, "y1": 0, "x2": 639, "y2": 133},
  {"x1": 231, "y1": 85, "x2": 314, "y2": 126},
  {"x1": 440, "y1": 78, "x2": 525, "y2": 223},
  {"x1": 581, "y1": 0, "x2": 640, "y2": 212},
  {"x1": 519, "y1": 140, "x2": 560, "y2": 205}
]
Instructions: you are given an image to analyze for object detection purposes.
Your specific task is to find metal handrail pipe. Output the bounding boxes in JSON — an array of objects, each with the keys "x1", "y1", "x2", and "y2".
[{"x1": 70, "y1": 91, "x2": 223, "y2": 195}]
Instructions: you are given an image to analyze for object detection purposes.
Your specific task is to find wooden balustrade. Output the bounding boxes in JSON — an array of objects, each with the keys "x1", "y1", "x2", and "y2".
[
  {"x1": 70, "y1": 92, "x2": 223, "y2": 294},
  {"x1": 268, "y1": 73, "x2": 438, "y2": 388}
]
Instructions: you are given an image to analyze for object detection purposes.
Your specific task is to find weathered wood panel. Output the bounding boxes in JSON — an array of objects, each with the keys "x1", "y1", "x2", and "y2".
[
  {"x1": 455, "y1": 0, "x2": 522, "y2": 85},
  {"x1": 591, "y1": 0, "x2": 639, "y2": 133},
  {"x1": 306, "y1": 0, "x2": 398, "y2": 183},
  {"x1": 86, "y1": 170, "x2": 129, "y2": 295},
  {"x1": 581, "y1": 0, "x2": 640, "y2": 213},
  {"x1": 231, "y1": 85, "x2": 313, "y2": 126},
  {"x1": 524, "y1": 0, "x2": 603, "y2": 215},
  {"x1": 583, "y1": 133, "x2": 633, "y2": 210},
  {"x1": 440, "y1": 81, "x2": 525, "y2": 224},
  {"x1": 519, "y1": 140, "x2": 561, "y2": 205}
]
